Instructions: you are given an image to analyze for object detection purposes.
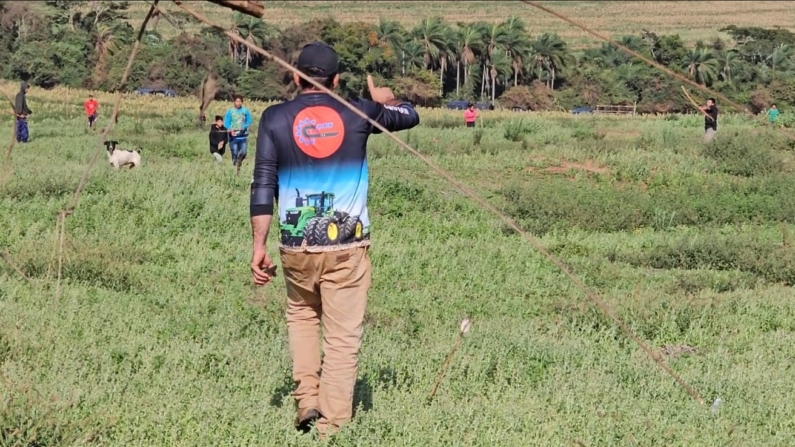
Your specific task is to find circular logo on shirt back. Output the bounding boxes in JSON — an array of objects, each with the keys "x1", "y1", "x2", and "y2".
[{"x1": 293, "y1": 106, "x2": 345, "y2": 158}]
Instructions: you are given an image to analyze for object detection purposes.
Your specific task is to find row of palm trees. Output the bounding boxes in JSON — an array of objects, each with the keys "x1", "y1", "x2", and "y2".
[
  {"x1": 374, "y1": 16, "x2": 573, "y2": 101},
  {"x1": 208, "y1": 12, "x2": 795, "y2": 102},
  {"x1": 210, "y1": 14, "x2": 574, "y2": 101}
]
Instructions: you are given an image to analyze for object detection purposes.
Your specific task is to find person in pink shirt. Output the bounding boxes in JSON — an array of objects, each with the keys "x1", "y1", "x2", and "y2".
[
  {"x1": 84, "y1": 94, "x2": 99, "y2": 130},
  {"x1": 464, "y1": 103, "x2": 477, "y2": 128}
]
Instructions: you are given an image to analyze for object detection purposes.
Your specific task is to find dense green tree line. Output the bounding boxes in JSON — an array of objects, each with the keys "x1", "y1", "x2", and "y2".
[{"x1": 2, "y1": 1, "x2": 795, "y2": 113}]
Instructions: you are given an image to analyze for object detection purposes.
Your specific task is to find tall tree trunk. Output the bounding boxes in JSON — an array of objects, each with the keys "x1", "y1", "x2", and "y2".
[
  {"x1": 456, "y1": 61, "x2": 460, "y2": 96},
  {"x1": 402, "y1": 50, "x2": 405, "y2": 75},
  {"x1": 481, "y1": 62, "x2": 486, "y2": 98},
  {"x1": 514, "y1": 65, "x2": 518, "y2": 87},
  {"x1": 489, "y1": 73, "x2": 497, "y2": 104}
]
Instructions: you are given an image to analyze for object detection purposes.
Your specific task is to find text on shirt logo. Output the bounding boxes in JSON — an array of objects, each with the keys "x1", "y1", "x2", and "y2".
[{"x1": 384, "y1": 105, "x2": 409, "y2": 115}]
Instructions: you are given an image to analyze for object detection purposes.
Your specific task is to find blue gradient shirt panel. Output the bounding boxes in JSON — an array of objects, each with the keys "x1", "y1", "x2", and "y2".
[{"x1": 250, "y1": 92, "x2": 420, "y2": 250}]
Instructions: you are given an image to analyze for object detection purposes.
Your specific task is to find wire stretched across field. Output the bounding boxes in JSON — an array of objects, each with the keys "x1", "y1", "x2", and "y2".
[
  {"x1": 10, "y1": 0, "x2": 786, "y2": 411},
  {"x1": 168, "y1": 1, "x2": 707, "y2": 406},
  {"x1": 0, "y1": 0, "x2": 707, "y2": 408}
]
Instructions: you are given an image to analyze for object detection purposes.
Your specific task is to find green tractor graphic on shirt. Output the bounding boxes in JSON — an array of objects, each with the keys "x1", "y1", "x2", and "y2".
[{"x1": 281, "y1": 189, "x2": 364, "y2": 246}]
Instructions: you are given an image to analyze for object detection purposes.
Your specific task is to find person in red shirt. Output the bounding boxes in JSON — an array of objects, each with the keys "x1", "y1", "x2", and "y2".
[
  {"x1": 84, "y1": 94, "x2": 99, "y2": 130},
  {"x1": 464, "y1": 102, "x2": 477, "y2": 128}
]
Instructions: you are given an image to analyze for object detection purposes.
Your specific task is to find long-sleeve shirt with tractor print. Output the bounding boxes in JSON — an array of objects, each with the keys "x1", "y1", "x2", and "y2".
[{"x1": 250, "y1": 93, "x2": 420, "y2": 253}]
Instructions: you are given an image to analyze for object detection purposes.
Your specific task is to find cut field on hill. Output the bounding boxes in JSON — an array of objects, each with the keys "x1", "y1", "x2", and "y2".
[
  {"x1": 2, "y1": 84, "x2": 795, "y2": 446},
  {"x1": 132, "y1": 1, "x2": 795, "y2": 48}
]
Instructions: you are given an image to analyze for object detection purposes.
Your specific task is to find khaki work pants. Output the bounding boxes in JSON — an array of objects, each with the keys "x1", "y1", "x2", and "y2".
[{"x1": 280, "y1": 245, "x2": 371, "y2": 435}]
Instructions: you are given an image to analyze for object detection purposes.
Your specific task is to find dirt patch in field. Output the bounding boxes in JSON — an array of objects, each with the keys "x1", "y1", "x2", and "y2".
[
  {"x1": 543, "y1": 160, "x2": 609, "y2": 174},
  {"x1": 661, "y1": 344, "x2": 697, "y2": 359}
]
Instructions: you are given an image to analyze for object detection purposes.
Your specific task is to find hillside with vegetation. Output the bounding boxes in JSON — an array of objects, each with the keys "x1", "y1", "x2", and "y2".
[{"x1": 2, "y1": 1, "x2": 795, "y2": 114}]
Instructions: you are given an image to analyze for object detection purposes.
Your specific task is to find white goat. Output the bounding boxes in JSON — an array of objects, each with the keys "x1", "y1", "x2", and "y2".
[{"x1": 104, "y1": 140, "x2": 142, "y2": 169}]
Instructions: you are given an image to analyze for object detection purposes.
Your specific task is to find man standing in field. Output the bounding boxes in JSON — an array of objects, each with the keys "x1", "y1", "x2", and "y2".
[
  {"x1": 14, "y1": 81, "x2": 32, "y2": 143},
  {"x1": 248, "y1": 42, "x2": 420, "y2": 439},
  {"x1": 767, "y1": 103, "x2": 780, "y2": 124},
  {"x1": 224, "y1": 94, "x2": 252, "y2": 174},
  {"x1": 700, "y1": 97, "x2": 718, "y2": 142},
  {"x1": 85, "y1": 94, "x2": 99, "y2": 130}
]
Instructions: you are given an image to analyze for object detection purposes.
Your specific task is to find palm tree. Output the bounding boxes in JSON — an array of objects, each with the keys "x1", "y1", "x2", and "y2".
[
  {"x1": 488, "y1": 49, "x2": 512, "y2": 102},
  {"x1": 766, "y1": 43, "x2": 794, "y2": 71},
  {"x1": 500, "y1": 16, "x2": 531, "y2": 87},
  {"x1": 455, "y1": 23, "x2": 483, "y2": 96},
  {"x1": 476, "y1": 22, "x2": 508, "y2": 99},
  {"x1": 412, "y1": 17, "x2": 448, "y2": 69},
  {"x1": 530, "y1": 33, "x2": 572, "y2": 90},
  {"x1": 375, "y1": 18, "x2": 406, "y2": 74},
  {"x1": 683, "y1": 48, "x2": 719, "y2": 85},
  {"x1": 718, "y1": 50, "x2": 739, "y2": 83},
  {"x1": 436, "y1": 27, "x2": 458, "y2": 95},
  {"x1": 411, "y1": 17, "x2": 452, "y2": 95},
  {"x1": 401, "y1": 39, "x2": 426, "y2": 72},
  {"x1": 235, "y1": 13, "x2": 276, "y2": 70},
  {"x1": 89, "y1": 22, "x2": 118, "y2": 83}
]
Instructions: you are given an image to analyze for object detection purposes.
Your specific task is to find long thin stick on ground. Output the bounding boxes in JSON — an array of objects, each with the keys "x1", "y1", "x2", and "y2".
[
  {"x1": 521, "y1": 0, "x2": 795, "y2": 143},
  {"x1": 0, "y1": 250, "x2": 32, "y2": 284},
  {"x1": 427, "y1": 317, "x2": 472, "y2": 404},
  {"x1": 172, "y1": 0, "x2": 706, "y2": 406},
  {"x1": 55, "y1": 212, "x2": 67, "y2": 299},
  {"x1": 427, "y1": 335, "x2": 463, "y2": 404},
  {"x1": 54, "y1": 1, "x2": 160, "y2": 296}
]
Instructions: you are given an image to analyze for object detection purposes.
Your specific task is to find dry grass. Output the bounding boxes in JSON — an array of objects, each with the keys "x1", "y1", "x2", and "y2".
[{"x1": 130, "y1": 1, "x2": 795, "y2": 48}]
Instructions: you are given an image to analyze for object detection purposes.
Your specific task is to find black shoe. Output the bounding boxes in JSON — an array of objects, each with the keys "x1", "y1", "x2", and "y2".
[{"x1": 295, "y1": 408, "x2": 320, "y2": 433}]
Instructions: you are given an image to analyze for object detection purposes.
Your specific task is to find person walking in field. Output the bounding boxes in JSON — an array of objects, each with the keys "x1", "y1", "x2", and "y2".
[
  {"x1": 223, "y1": 94, "x2": 252, "y2": 174},
  {"x1": 464, "y1": 102, "x2": 477, "y2": 128},
  {"x1": 85, "y1": 94, "x2": 99, "y2": 130},
  {"x1": 14, "y1": 81, "x2": 32, "y2": 143},
  {"x1": 700, "y1": 97, "x2": 718, "y2": 142},
  {"x1": 248, "y1": 42, "x2": 420, "y2": 440},
  {"x1": 767, "y1": 103, "x2": 780, "y2": 124},
  {"x1": 208, "y1": 114, "x2": 227, "y2": 162}
]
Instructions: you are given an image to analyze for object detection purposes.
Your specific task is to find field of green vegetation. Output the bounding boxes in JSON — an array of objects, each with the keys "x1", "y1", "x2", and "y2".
[{"x1": 2, "y1": 85, "x2": 795, "y2": 446}]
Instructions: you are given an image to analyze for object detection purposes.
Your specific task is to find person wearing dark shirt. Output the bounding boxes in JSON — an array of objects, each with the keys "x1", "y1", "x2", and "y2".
[
  {"x1": 208, "y1": 115, "x2": 227, "y2": 162},
  {"x1": 249, "y1": 42, "x2": 420, "y2": 439},
  {"x1": 700, "y1": 97, "x2": 718, "y2": 142},
  {"x1": 14, "y1": 81, "x2": 32, "y2": 143}
]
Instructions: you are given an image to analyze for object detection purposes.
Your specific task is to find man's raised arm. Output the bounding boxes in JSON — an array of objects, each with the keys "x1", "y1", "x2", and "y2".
[{"x1": 365, "y1": 75, "x2": 420, "y2": 134}]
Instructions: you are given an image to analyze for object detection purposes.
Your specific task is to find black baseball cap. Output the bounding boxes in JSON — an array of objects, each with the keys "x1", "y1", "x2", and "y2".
[{"x1": 296, "y1": 42, "x2": 339, "y2": 77}]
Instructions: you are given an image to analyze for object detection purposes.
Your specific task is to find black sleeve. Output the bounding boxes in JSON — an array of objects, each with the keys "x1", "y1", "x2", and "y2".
[
  {"x1": 250, "y1": 111, "x2": 278, "y2": 217},
  {"x1": 361, "y1": 99, "x2": 420, "y2": 134}
]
